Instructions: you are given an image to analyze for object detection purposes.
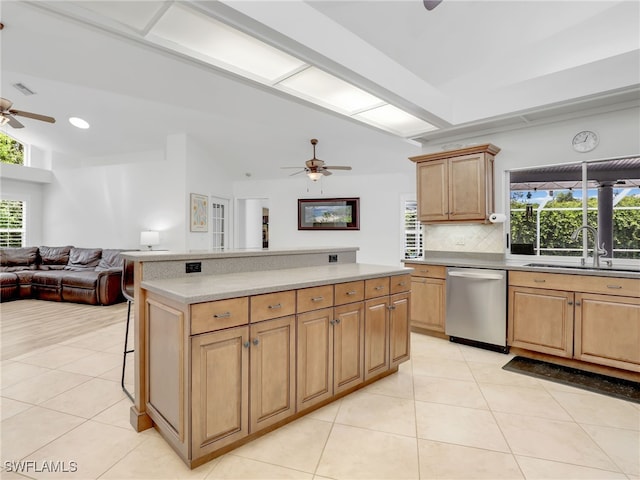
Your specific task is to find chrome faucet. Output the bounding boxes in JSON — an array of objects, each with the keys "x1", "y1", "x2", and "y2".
[{"x1": 571, "y1": 225, "x2": 607, "y2": 268}]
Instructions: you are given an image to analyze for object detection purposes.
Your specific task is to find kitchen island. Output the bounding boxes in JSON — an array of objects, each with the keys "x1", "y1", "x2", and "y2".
[{"x1": 122, "y1": 248, "x2": 411, "y2": 468}]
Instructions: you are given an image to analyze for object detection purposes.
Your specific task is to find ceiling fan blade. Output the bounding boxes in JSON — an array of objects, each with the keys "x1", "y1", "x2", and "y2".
[
  {"x1": 6, "y1": 115, "x2": 25, "y2": 129},
  {"x1": 423, "y1": 0, "x2": 443, "y2": 11},
  {"x1": 321, "y1": 169, "x2": 332, "y2": 176},
  {"x1": 289, "y1": 170, "x2": 306, "y2": 177},
  {"x1": 325, "y1": 166, "x2": 352, "y2": 170},
  {"x1": 281, "y1": 166, "x2": 304, "y2": 169},
  {"x1": 9, "y1": 109, "x2": 56, "y2": 124}
]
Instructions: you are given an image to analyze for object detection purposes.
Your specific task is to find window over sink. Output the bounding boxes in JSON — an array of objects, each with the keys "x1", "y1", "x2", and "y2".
[{"x1": 508, "y1": 156, "x2": 640, "y2": 260}]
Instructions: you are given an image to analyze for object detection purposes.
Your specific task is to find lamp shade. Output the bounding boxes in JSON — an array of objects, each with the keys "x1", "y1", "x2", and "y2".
[{"x1": 140, "y1": 231, "x2": 160, "y2": 249}]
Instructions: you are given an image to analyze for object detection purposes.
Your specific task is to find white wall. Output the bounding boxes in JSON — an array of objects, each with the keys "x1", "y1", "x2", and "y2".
[
  {"x1": 234, "y1": 172, "x2": 414, "y2": 266},
  {"x1": 42, "y1": 147, "x2": 184, "y2": 249}
]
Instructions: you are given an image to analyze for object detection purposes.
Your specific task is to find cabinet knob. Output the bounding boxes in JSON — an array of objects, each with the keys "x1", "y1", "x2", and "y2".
[
  {"x1": 330, "y1": 320, "x2": 336, "y2": 325},
  {"x1": 243, "y1": 341, "x2": 250, "y2": 348},
  {"x1": 388, "y1": 305, "x2": 396, "y2": 310},
  {"x1": 575, "y1": 301, "x2": 581, "y2": 306},
  {"x1": 253, "y1": 338, "x2": 260, "y2": 346},
  {"x1": 213, "y1": 312, "x2": 231, "y2": 319},
  {"x1": 335, "y1": 318, "x2": 341, "y2": 324},
  {"x1": 568, "y1": 301, "x2": 573, "y2": 305}
]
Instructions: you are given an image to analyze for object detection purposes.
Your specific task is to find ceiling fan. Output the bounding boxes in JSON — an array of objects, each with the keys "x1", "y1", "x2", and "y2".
[
  {"x1": 0, "y1": 98, "x2": 56, "y2": 129},
  {"x1": 423, "y1": 0, "x2": 443, "y2": 11},
  {"x1": 282, "y1": 138, "x2": 352, "y2": 182}
]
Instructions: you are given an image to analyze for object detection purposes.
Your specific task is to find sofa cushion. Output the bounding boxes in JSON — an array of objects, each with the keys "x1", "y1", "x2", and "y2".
[
  {"x1": 65, "y1": 247, "x2": 102, "y2": 271},
  {"x1": 61, "y1": 271, "x2": 99, "y2": 289},
  {"x1": 39, "y1": 246, "x2": 72, "y2": 270},
  {"x1": 96, "y1": 249, "x2": 123, "y2": 271},
  {"x1": 0, "y1": 247, "x2": 39, "y2": 272},
  {"x1": 0, "y1": 272, "x2": 18, "y2": 286},
  {"x1": 32, "y1": 271, "x2": 66, "y2": 287}
]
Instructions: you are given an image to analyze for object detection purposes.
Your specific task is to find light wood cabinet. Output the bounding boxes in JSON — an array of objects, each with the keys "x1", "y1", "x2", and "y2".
[
  {"x1": 575, "y1": 293, "x2": 640, "y2": 371},
  {"x1": 508, "y1": 270, "x2": 640, "y2": 373},
  {"x1": 249, "y1": 315, "x2": 296, "y2": 432},
  {"x1": 191, "y1": 325, "x2": 249, "y2": 458},
  {"x1": 389, "y1": 292, "x2": 410, "y2": 367},
  {"x1": 146, "y1": 271, "x2": 411, "y2": 468},
  {"x1": 405, "y1": 263, "x2": 446, "y2": 333},
  {"x1": 410, "y1": 144, "x2": 500, "y2": 224}
]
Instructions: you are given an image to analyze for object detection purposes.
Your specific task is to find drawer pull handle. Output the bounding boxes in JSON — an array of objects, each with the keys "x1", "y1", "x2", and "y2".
[
  {"x1": 253, "y1": 338, "x2": 259, "y2": 346},
  {"x1": 311, "y1": 296, "x2": 324, "y2": 302},
  {"x1": 420, "y1": 269, "x2": 429, "y2": 274},
  {"x1": 415, "y1": 279, "x2": 427, "y2": 284},
  {"x1": 533, "y1": 279, "x2": 546, "y2": 283},
  {"x1": 346, "y1": 290, "x2": 357, "y2": 295},
  {"x1": 607, "y1": 285, "x2": 622, "y2": 289},
  {"x1": 375, "y1": 285, "x2": 384, "y2": 290},
  {"x1": 268, "y1": 303, "x2": 282, "y2": 310},
  {"x1": 213, "y1": 312, "x2": 231, "y2": 319},
  {"x1": 397, "y1": 281, "x2": 406, "y2": 286}
]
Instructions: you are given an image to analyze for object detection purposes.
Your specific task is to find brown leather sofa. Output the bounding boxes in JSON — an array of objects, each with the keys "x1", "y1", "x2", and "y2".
[{"x1": 0, "y1": 246, "x2": 124, "y2": 305}]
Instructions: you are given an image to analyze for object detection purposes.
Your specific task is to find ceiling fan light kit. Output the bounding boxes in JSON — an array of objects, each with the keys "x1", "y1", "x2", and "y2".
[{"x1": 281, "y1": 138, "x2": 352, "y2": 182}]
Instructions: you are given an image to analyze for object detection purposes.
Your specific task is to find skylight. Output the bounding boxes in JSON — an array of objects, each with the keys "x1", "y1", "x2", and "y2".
[{"x1": 145, "y1": 3, "x2": 436, "y2": 138}]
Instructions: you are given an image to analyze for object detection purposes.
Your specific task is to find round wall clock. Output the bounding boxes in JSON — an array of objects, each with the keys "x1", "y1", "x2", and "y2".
[{"x1": 572, "y1": 130, "x2": 599, "y2": 153}]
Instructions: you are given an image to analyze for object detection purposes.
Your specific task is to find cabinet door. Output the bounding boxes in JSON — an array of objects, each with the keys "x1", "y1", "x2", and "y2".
[
  {"x1": 410, "y1": 277, "x2": 445, "y2": 332},
  {"x1": 389, "y1": 292, "x2": 410, "y2": 368},
  {"x1": 297, "y1": 308, "x2": 334, "y2": 410},
  {"x1": 575, "y1": 293, "x2": 640, "y2": 372},
  {"x1": 191, "y1": 325, "x2": 249, "y2": 458},
  {"x1": 417, "y1": 160, "x2": 448, "y2": 222},
  {"x1": 334, "y1": 302, "x2": 365, "y2": 394},
  {"x1": 508, "y1": 286, "x2": 574, "y2": 358},
  {"x1": 364, "y1": 297, "x2": 390, "y2": 380},
  {"x1": 249, "y1": 315, "x2": 296, "y2": 432},
  {"x1": 448, "y1": 153, "x2": 487, "y2": 221}
]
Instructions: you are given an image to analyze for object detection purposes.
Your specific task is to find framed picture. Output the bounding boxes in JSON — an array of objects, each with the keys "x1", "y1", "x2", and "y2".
[
  {"x1": 298, "y1": 198, "x2": 360, "y2": 230},
  {"x1": 190, "y1": 193, "x2": 208, "y2": 232}
]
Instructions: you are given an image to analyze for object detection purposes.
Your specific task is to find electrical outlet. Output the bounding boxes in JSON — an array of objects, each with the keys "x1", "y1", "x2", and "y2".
[
  {"x1": 454, "y1": 236, "x2": 465, "y2": 245},
  {"x1": 185, "y1": 262, "x2": 201, "y2": 273},
  {"x1": 328, "y1": 254, "x2": 338, "y2": 263}
]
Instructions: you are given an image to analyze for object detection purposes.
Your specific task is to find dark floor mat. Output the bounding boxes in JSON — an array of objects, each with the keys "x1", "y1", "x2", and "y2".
[{"x1": 502, "y1": 356, "x2": 640, "y2": 404}]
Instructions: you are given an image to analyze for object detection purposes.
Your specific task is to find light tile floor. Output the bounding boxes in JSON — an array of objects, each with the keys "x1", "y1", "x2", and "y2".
[{"x1": 1, "y1": 322, "x2": 639, "y2": 479}]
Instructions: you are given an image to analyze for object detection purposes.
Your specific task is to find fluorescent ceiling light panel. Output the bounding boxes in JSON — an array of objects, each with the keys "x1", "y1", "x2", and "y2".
[
  {"x1": 355, "y1": 104, "x2": 437, "y2": 136},
  {"x1": 277, "y1": 67, "x2": 384, "y2": 115},
  {"x1": 147, "y1": 4, "x2": 306, "y2": 82}
]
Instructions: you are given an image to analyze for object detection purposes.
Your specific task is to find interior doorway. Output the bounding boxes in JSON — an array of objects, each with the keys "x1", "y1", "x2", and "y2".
[{"x1": 236, "y1": 198, "x2": 269, "y2": 249}]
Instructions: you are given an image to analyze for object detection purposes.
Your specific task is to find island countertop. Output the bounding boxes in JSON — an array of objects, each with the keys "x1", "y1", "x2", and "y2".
[{"x1": 141, "y1": 263, "x2": 412, "y2": 304}]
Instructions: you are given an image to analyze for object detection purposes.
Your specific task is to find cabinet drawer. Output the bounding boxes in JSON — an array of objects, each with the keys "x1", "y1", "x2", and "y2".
[
  {"x1": 390, "y1": 274, "x2": 411, "y2": 294},
  {"x1": 251, "y1": 290, "x2": 296, "y2": 322},
  {"x1": 191, "y1": 297, "x2": 249, "y2": 335},
  {"x1": 335, "y1": 280, "x2": 364, "y2": 305},
  {"x1": 365, "y1": 277, "x2": 390, "y2": 299},
  {"x1": 297, "y1": 285, "x2": 334, "y2": 313},
  {"x1": 405, "y1": 263, "x2": 446, "y2": 279},
  {"x1": 510, "y1": 270, "x2": 640, "y2": 297}
]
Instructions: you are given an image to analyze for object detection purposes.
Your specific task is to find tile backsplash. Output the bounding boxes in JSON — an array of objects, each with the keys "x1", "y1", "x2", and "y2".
[{"x1": 424, "y1": 223, "x2": 505, "y2": 254}]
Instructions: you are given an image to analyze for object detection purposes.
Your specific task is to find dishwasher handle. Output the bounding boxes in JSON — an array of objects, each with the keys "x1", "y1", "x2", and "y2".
[{"x1": 448, "y1": 270, "x2": 504, "y2": 280}]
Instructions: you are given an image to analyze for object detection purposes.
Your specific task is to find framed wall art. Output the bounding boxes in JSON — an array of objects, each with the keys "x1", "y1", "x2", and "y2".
[
  {"x1": 190, "y1": 193, "x2": 208, "y2": 232},
  {"x1": 298, "y1": 197, "x2": 360, "y2": 230}
]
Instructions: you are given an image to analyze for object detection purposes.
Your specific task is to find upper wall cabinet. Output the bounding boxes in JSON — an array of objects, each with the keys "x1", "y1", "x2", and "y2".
[{"x1": 410, "y1": 144, "x2": 500, "y2": 224}]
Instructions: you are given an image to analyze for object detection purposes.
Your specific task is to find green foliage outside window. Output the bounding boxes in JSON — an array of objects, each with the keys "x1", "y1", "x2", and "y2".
[
  {"x1": 511, "y1": 191, "x2": 640, "y2": 259},
  {"x1": 0, "y1": 132, "x2": 24, "y2": 165}
]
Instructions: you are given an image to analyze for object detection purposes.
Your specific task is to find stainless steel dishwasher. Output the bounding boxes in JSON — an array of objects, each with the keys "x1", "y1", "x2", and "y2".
[{"x1": 445, "y1": 267, "x2": 508, "y2": 353}]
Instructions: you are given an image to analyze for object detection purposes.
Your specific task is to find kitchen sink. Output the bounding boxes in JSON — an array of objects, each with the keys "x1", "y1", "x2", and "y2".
[{"x1": 525, "y1": 263, "x2": 640, "y2": 273}]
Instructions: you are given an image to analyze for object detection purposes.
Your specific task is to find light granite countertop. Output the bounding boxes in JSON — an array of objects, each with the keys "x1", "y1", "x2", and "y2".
[
  {"x1": 404, "y1": 254, "x2": 640, "y2": 279},
  {"x1": 122, "y1": 246, "x2": 358, "y2": 262},
  {"x1": 142, "y1": 263, "x2": 411, "y2": 304}
]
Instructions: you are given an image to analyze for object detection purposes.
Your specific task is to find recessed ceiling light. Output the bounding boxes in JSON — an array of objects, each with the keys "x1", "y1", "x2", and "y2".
[{"x1": 69, "y1": 117, "x2": 90, "y2": 129}]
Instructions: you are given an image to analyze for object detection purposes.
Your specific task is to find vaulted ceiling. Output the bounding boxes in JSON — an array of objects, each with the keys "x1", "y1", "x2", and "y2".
[{"x1": 1, "y1": 1, "x2": 638, "y2": 180}]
